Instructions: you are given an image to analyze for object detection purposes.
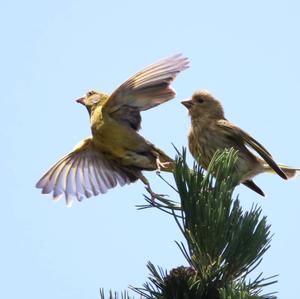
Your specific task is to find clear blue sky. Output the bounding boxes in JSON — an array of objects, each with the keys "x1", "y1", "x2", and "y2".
[{"x1": 1, "y1": 1, "x2": 299, "y2": 298}]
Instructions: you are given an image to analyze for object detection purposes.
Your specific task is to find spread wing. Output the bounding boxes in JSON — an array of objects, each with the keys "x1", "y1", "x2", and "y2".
[
  {"x1": 36, "y1": 138, "x2": 139, "y2": 207},
  {"x1": 102, "y1": 54, "x2": 189, "y2": 130},
  {"x1": 217, "y1": 119, "x2": 287, "y2": 179}
]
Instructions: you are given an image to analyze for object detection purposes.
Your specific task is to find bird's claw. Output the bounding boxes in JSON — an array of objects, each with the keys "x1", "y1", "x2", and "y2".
[
  {"x1": 156, "y1": 159, "x2": 171, "y2": 174},
  {"x1": 145, "y1": 186, "x2": 167, "y2": 204}
]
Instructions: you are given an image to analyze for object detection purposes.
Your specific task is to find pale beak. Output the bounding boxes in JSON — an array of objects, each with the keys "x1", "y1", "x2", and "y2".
[
  {"x1": 181, "y1": 99, "x2": 193, "y2": 109},
  {"x1": 76, "y1": 96, "x2": 86, "y2": 105}
]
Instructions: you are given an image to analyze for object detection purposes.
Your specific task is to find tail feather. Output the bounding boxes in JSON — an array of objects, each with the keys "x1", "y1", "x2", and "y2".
[
  {"x1": 279, "y1": 165, "x2": 299, "y2": 179},
  {"x1": 264, "y1": 163, "x2": 299, "y2": 179},
  {"x1": 243, "y1": 180, "x2": 265, "y2": 196}
]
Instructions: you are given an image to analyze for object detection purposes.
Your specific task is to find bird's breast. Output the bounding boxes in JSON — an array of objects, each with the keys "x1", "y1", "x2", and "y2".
[
  {"x1": 188, "y1": 123, "x2": 219, "y2": 169},
  {"x1": 91, "y1": 112, "x2": 152, "y2": 164}
]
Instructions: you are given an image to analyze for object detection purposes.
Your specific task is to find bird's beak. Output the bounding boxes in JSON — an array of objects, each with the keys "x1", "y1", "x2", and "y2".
[
  {"x1": 76, "y1": 96, "x2": 86, "y2": 105},
  {"x1": 181, "y1": 99, "x2": 193, "y2": 109}
]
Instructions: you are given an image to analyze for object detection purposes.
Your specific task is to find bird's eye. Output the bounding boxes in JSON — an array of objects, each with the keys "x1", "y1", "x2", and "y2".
[
  {"x1": 196, "y1": 97, "x2": 204, "y2": 103},
  {"x1": 87, "y1": 90, "x2": 96, "y2": 97}
]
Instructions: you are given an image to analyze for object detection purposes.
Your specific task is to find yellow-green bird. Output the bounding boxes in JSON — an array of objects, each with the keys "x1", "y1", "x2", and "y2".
[
  {"x1": 182, "y1": 90, "x2": 298, "y2": 196},
  {"x1": 36, "y1": 54, "x2": 189, "y2": 206}
]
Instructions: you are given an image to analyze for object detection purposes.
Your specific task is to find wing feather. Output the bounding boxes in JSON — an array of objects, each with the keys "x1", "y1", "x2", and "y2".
[
  {"x1": 92, "y1": 157, "x2": 109, "y2": 193},
  {"x1": 53, "y1": 157, "x2": 74, "y2": 200},
  {"x1": 82, "y1": 157, "x2": 94, "y2": 198},
  {"x1": 65, "y1": 157, "x2": 78, "y2": 196},
  {"x1": 217, "y1": 119, "x2": 287, "y2": 179},
  {"x1": 75, "y1": 156, "x2": 85, "y2": 201},
  {"x1": 87, "y1": 158, "x2": 101, "y2": 196},
  {"x1": 36, "y1": 138, "x2": 138, "y2": 206},
  {"x1": 101, "y1": 54, "x2": 189, "y2": 130}
]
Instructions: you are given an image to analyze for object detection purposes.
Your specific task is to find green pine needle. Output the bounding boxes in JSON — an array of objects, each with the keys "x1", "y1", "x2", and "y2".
[
  {"x1": 133, "y1": 148, "x2": 276, "y2": 298},
  {"x1": 102, "y1": 148, "x2": 277, "y2": 299}
]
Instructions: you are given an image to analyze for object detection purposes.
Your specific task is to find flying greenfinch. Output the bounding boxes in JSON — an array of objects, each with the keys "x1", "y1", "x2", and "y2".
[
  {"x1": 36, "y1": 54, "x2": 189, "y2": 206},
  {"x1": 182, "y1": 90, "x2": 298, "y2": 196}
]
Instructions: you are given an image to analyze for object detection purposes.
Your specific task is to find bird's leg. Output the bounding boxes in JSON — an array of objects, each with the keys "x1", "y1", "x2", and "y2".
[
  {"x1": 138, "y1": 174, "x2": 164, "y2": 203},
  {"x1": 156, "y1": 158, "x2": 172, "y2": 173},
  {"x1": 153, "y1": 152, "x2": 172, "y2": 173}
]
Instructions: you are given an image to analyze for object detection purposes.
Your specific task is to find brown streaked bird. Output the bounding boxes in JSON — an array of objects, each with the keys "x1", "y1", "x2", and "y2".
[
  {"x1": 36, "y1": 54, "x2": 189, "y2": 206},
  {"x1": 182, "y1": 90, "x2": 298, "y2": 196}
]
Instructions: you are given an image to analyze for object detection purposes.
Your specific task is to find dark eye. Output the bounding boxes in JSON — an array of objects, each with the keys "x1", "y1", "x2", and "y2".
[
  {"x1": 87, "y1": 90, "x2": 96, "y2": 97},
  {"x1": 195, "y1": 96, "x2": 204, "y2": 103}
]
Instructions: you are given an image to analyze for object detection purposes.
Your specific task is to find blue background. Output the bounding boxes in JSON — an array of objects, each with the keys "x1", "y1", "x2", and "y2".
[{"x1": 1, "y1": 1, "x2": 299, "y2": 298}]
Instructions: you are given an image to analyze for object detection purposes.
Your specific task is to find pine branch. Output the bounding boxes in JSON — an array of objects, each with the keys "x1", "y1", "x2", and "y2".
[
  {"x1": 132, "y1": 148, "x2": 276, "y2": 299},
  {"x1": 99, "y1": 289, "x2": 134, "y2": 299},
  {"x1": 100, "y1": 148, "x2": 277, "y2": 299}
]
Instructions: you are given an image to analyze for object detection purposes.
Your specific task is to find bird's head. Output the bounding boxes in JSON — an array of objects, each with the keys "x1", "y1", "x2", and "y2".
[
  {"x1": 181, "y1": 90, "x2": 225, "y2": 120},
  {"x1": 76, "y1": 90, "x2": 109, "y2": 115}
]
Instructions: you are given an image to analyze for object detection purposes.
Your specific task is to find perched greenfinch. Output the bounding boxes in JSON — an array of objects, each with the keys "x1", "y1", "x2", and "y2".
[
  {"x1": 182, "y1": 90, "x2": 298, "y2": 196},
  {"x1": 36, "y1": 54, "x2": 189, "y2": 206}
]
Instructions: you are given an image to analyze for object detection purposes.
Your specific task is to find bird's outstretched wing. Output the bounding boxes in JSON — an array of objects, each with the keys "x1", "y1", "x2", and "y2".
[
  {"x1": 217, "y1": 119, "x2": 287, "y2": 179},
  {"x1": 36, "y1": 138, "x2": 138, "y2": 206},
  {"x1": 101, "y1": 54, "x2": 189, "y2": 130}
]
